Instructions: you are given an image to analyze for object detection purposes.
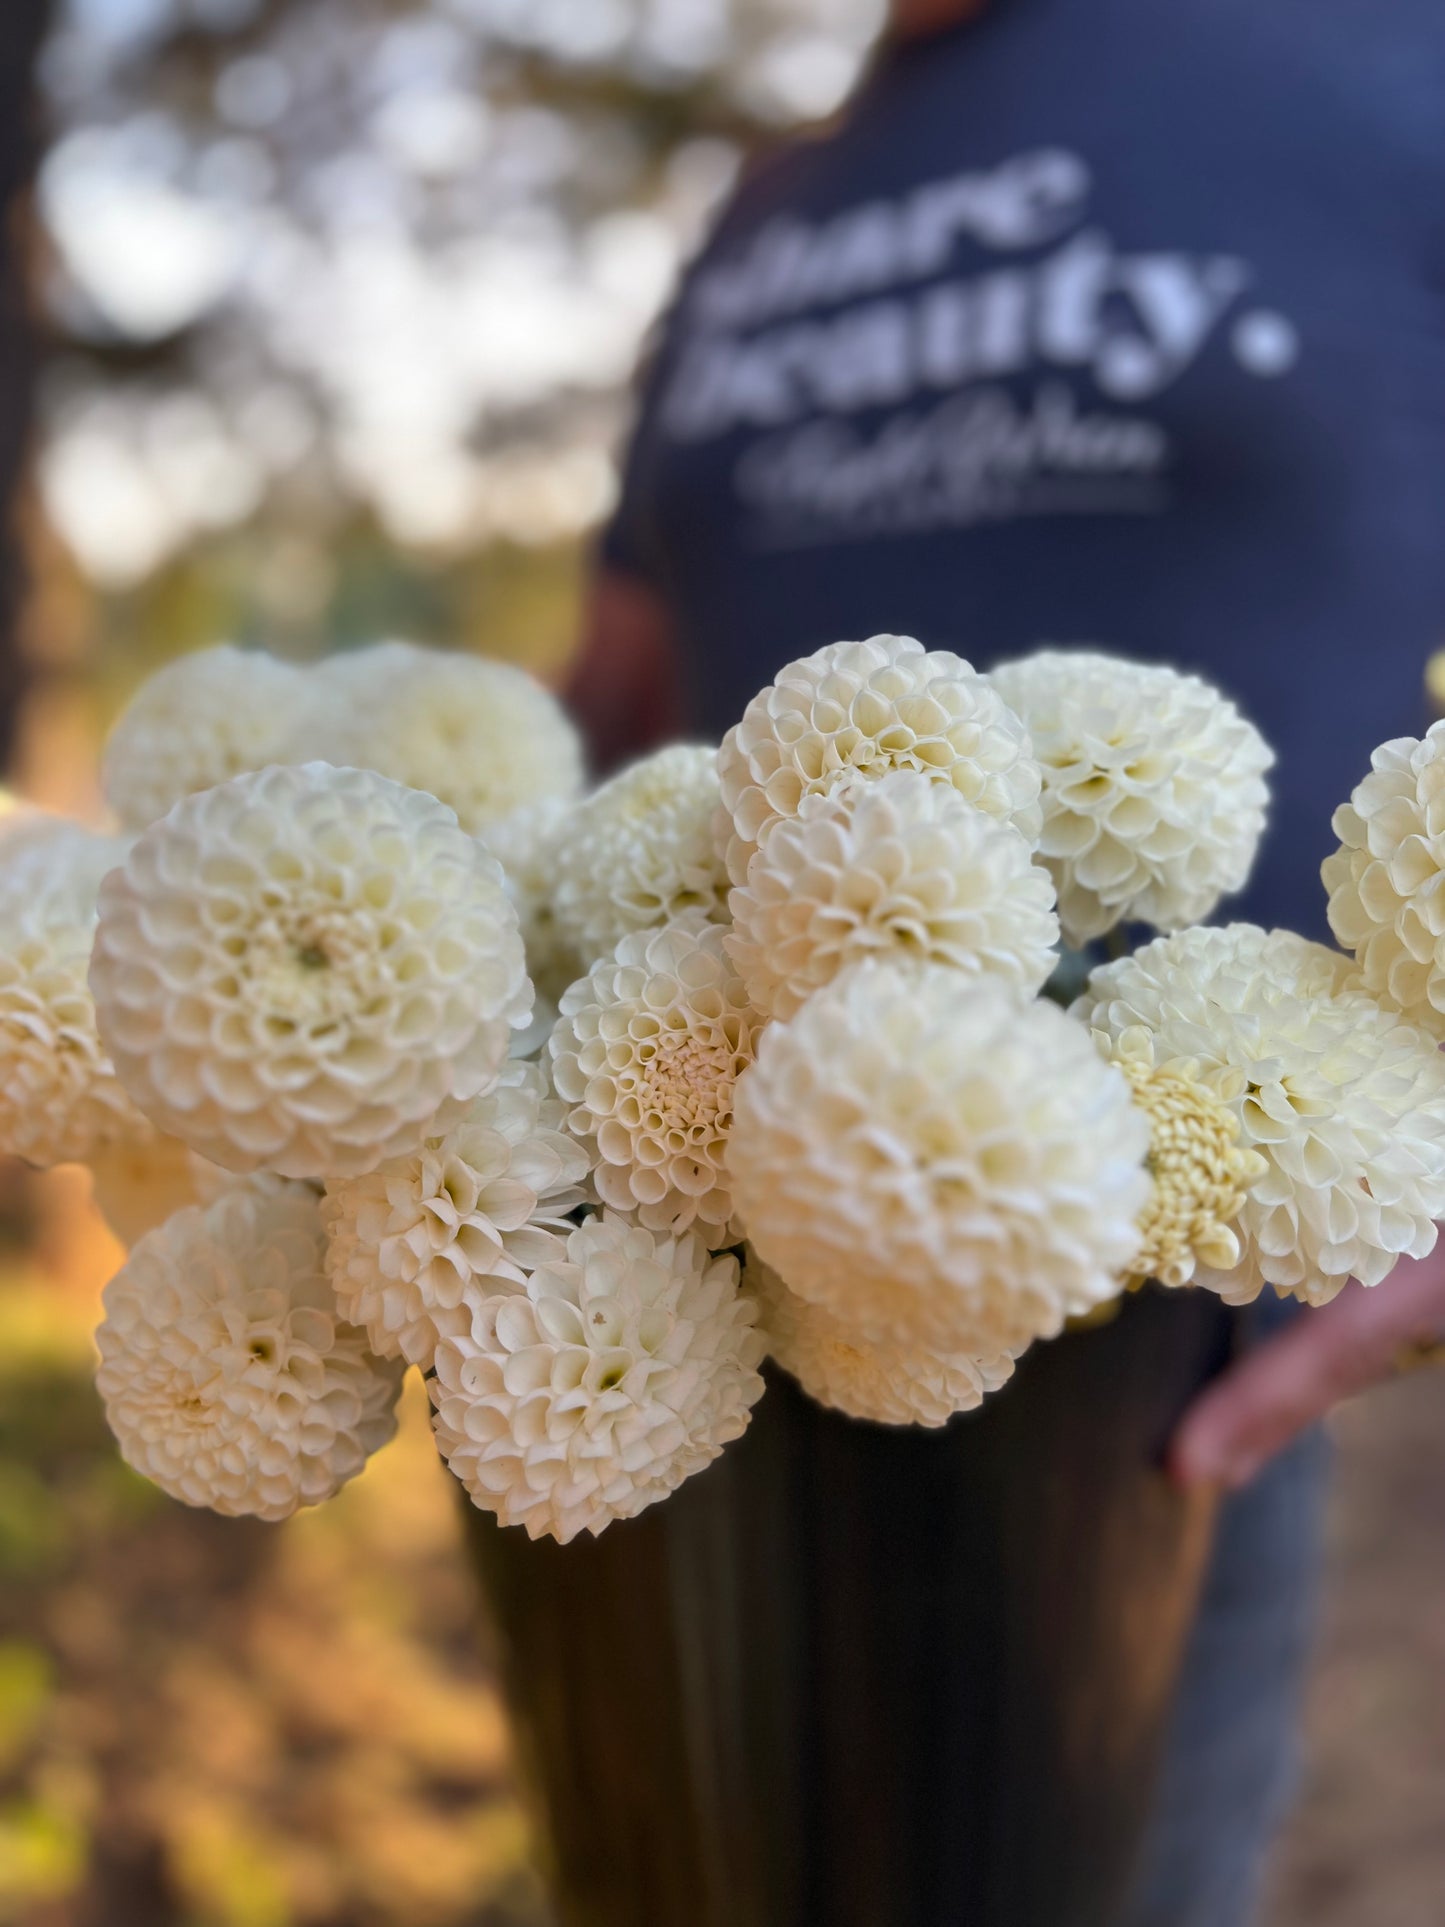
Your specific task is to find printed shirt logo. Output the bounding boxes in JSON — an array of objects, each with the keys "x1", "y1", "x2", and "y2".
[{"x1": 659, "y1": 148, "x2": 1299, "y2": 544}]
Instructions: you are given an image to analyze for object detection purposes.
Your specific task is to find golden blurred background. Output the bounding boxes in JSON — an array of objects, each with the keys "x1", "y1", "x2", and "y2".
[{"x1": 1, "y1": 3, "x2": 1442, "y2": 1923}]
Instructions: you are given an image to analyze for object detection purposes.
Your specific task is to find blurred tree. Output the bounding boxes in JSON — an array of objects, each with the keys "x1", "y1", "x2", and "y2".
[
  {"x1": 28, "y1": 0, "x2": 879, "y2": 714},
  {"x1": 0, "y1": 0, "x2": 52, "y2": 766}
]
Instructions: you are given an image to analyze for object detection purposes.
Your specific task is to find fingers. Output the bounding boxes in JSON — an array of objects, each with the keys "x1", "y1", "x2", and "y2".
[{"x1": 1170, "y1": 1255, "x2": 1445, "y2": 1489}]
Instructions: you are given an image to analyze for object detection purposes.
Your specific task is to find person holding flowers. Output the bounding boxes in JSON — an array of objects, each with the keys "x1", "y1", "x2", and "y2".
[{"x1": 564, "y1": 0, "x2": 1445, "y2": 1917}]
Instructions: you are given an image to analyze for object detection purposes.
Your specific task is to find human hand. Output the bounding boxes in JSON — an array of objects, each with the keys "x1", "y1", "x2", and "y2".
[{"x1": 1170, "y1": 1245, "x2": 1445, "y2": 1489}]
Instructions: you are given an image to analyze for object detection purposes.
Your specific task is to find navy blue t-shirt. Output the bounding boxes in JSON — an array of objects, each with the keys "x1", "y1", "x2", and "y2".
[{"x1": 603, "y1": 0, "x2": 1445, "y2": 938}]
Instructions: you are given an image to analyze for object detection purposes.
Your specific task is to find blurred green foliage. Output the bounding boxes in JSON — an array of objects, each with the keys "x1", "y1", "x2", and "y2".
[{"x1": 0, "y1": 1172, "x2": 548, "y2": 1927}]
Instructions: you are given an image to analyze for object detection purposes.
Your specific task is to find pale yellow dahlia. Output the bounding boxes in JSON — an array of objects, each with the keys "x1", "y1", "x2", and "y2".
[
  {"x1": 1323, "y1": 724, "x2": 1445, "y2": 1037},
  {"x1": 551, "y1": 745, "x2": 728, "y2": 965},
  {"x1": 0, "y1": 816, "x2": 128, "y2": 921},
  {"x1": 90, "y1": 763, "x2": 530, "y2": 1180},
  {"x1": 716, "y1": 635, "x2": 1043, "y2": 887},
  {"x1": 481, "y1": 796, "x2": 584, "y2": 1002},
  {"x1": 0, "y1": 830, "x2": 149, "y2": 1167},
  {"x1": 88, "y1": 1130, "x2": 210, "y2": 1248},
  {"x1": 727, "y1": 768, "x2": 1058, "y2": 1021},
  {"x1": 746, "y1": 1253, "x2": 1017, "y2": 1429},
  {"x1": 1076, "y1": 925, "x2": 1445, "y2": 1304},
  {"x1": 431, "y1": 1212, "x2": 766, "y2": 1543},
  {"x1": 95, "y1": 1179, "x2": 403, "y2": 1521},
  {"x1": 549, "y1": 916, "x2": 759, "y2": 1236},
  {"x1": 987, "y1": 650, "x2": 1273, "y2": 945},
  {"x1": 1102, "y1": 1028, "x2": 1267, "y2": 1288},
  {"x1": 322, "y1": 1060, "x2": 592, "y2": 1371},
  {"x1": 102, "y1": 645, "x2": 309, "y2": 830},
  {"x1": 294, "y1": 641, "x2": 584, "y2": 835},
  {"x1": 728, "y1": 963, "x2": 1148, "y2": 1355}
]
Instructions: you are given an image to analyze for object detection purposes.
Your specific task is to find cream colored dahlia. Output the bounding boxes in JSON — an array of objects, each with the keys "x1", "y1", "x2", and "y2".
[
  {"x1": 746, "y1": 1252, "x2": 1017, "y2": 1428},
  {"x1": 88, "y1": 1130, "x2": 210, "y2": 1248},
  {"x1": 294, "y1": 641, "x2": 584, "y2": 835},
  {"x1": 1077, "y1": 924, "x2": 1445, "y2": 1304},
  {"x1": 1101, "y1": 1027, "x2": 1267, "y2": 1288},
  {"x1": 1323, "y1": 724, "x2": 1445, "y2": 1037},
  {"x1": 729, "y1": 963, "x2": 1148, "y2": 1355},
  {"x1": 102, "y1": 645, "x2": 308, "y2": 830},
  {"x1": 727, "y1": 768, "x2": 1058, "y2": 1021},
  {"x1": 716, "y1": 635, "x2": 1043, "y2": 887},
  {"x1": 551, "y1": 744, "x2": 728, "y2": 965},
  {"x1": 550, "y1": 915, "x2": 760, "y2": 1236},
  {"x1": 430, "y1": 1211, "x2": 765, "y2": 1543},
  {"x1": 481, "y1": 796, "x2": 584, "y2": 1002},
  {"x1": 0, "y1": 831, "x2": 149, "y2": 1167},
  {"x1": 987, "y1": 650, "x2": 1273, "y2": 945},
  {"x1": 322, "y1": 1060, "x2": 592, "y2": 1371},
  {"x1": 95, "y1": 1179, "x2": 403, "y2": 1521},
  {"x1": 90, "y1": 763, "x2": 530, "y2": 1180},
  {"x1": 0, "y1": 816, "x2": 128, "y2": 920}
]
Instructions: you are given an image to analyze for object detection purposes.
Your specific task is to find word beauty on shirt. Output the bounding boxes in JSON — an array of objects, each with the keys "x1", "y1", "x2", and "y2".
[
  {"x1": 664, "y1": 148, "x2": 1297, "y2": 435},
  {"x1": 657, "y1": 148, "x2": 1299, "y2": 540}
]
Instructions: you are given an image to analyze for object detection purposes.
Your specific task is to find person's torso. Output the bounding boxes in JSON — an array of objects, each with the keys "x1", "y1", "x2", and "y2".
[{"x1": 613, "y1": 0, "x2": 1445, "y2": 935}]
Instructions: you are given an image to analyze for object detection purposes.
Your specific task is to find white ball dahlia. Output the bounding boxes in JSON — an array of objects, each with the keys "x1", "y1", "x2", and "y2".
[
  {"x1": 102, "y1": 645, "x2": 308, "y2": 830},
  {"x1": 95, "y1": 1179, "x2": 403, "y2": 1521},
  {"x1": 481, "y1": 796, "x2": 583, "y2": 1002},
  {"x1": 716, "y1": 635, "x2": 1043, "y2": 887},
  {"x1": 322, "y1": 1060, "x2": 592, "y2": 1371},
  {"x1": 986, "y1": 650, "x2": 1273, "y2": 945},
  {"x1": 727, "y1": 768, "x2": 1058, "y2": 1021},
  {"x1": 1323, "y1": 724, "x2": 1445, "y2": 1037},
  {"x1": 551, "y1": 744, "x2": 728, "y2": 965},
  {"x1": 294, "y1": 641, "x2": 584, "y2": 835},
  {"x1": 90, "y1": 763, "x2": 530, "y2": 1180},
  {"x1": 549, "y1": 915, "x2": 760, "y2": 1237},
  {"x1": 1076, "y1": 924, "x2": 1445, "y2": 1305},
  {"x1": 430, "y1": 1211, "x2": 765, "y2": 1543},
  {"x1": 728, "y1": 962, "x2": 1148, "y2": 1355},
  {"x1": 746, "y1": 1253, "x2": 1017, "y2": 1429},
  {"x1": 0, "y1": 830, "x2": 149, "y2": 1167}
]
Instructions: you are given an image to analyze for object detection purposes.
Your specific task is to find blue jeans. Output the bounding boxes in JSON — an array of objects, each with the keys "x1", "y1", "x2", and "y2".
[{"x1": 1123, "y1": 1306, "x2": 1331, "y2": 1927}]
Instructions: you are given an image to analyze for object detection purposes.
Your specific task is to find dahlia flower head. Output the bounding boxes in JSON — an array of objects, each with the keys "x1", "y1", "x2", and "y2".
[
  {"x1": 296, "y1": 640, "x2": 585, "y2": 835},
  {"x1": 747, "y1": 1252, "x2": 1017, "y2": 1429},
  {"x1": 550, "y1": 913, "x2": 760, "y2": 1237},
  {"x1": 551, "y1": 744, "x2": 728, "y2": 966},
  {"x1": 0, "y1": 814, "x2": 130, "y2": 920},
  {"x1": 0, "y1": 823, "x2": 151, "y2": 1167},
  {"x1": 1323, "y1": 723, "x2": 1445, "y2": 1037},
  {"x1": 90, "y1": 762, "x2": 531, "y2": 1180},
  {"x1": 729, "y1": 961, "x2": 1149, "y2": 1357},
  {"x1": 715, "y1": 635, "x2": 1044, "y2": 888},
  {"x1": 102, "y1": 645, "x2": 308, "y2": 830},
  {"x1": 987, "y1": 650, "x2": 1273, "y2": 946},
  {"x1": 1076, "y1": 924, "x2": 1445, "y2": 1305},
  {"x1": 95, "y1": 1179, "x2": 403, "y2": 1521},
  {"x1": 88, "y1": 1133, "x2": 219, "y2": 1248},
  {"x1": 430, "y1": 1212, "x2": 766, "y2": 1543},
  {"x1": 322, "y1": 1060, "x2": 592, "y2": 1371},
  {"x1": 727, "y1": 767, "x2": 1059, "y2": 1022},
  {"x1": 481, "y1": 796, "x2": 584, "y2": 1003},
  {"x1": 1103, "y1": 1028, "x2": 1267, "y2": 1289}
]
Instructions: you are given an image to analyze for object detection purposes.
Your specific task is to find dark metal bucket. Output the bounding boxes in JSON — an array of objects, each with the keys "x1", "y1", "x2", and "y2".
[{"x1": 463, "y1": 1285, "x2": 1232, "y2": 1927}]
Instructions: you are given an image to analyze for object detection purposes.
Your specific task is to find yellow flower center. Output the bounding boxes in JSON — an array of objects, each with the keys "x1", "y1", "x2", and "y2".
[
  {"x1": 233, "y1": 903, "x2": 387, "y2": 1031},
  {"x1": 627, "y1": 1023, "x2": 738, "y2": 1145},
  {"x1": 1120, "y1": 1052, "x2": 1264, "y2": 1288}
]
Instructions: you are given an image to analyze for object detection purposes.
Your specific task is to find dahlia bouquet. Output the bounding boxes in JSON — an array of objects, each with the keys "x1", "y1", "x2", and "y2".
[{"x1": 5, "y1": 634, "x2": 1444, "y2": 1543}]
